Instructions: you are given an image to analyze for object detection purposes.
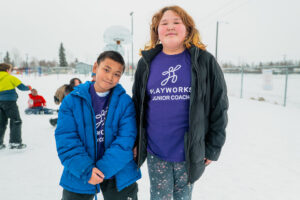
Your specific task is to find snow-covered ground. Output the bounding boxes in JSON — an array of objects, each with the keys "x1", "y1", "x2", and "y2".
[{"x1": 0, "y1": 73, "x2": 299, "y2": 200}]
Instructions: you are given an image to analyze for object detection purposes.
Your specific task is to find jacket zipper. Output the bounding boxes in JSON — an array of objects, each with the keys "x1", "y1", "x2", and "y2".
[
  {"x1": 138, "y1": 57, "x2": 150, "y2": 167},
  {"x1": 74, "y1": 90, "x2": 106, "y2": 193},
  {"x1": 186, "y1": 47, "x2": 199, "y2": 182},
  {"x1": 77, "y1": 93, "x2": 99, "y2": 192},
  {"x1": 96, "y1": 89, "x2": 114, "y2": 190}
]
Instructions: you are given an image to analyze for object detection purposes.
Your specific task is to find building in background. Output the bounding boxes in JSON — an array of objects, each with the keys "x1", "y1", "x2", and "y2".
[{"x1": 75, "y1": 62, "x2": 92, "y2": 75}]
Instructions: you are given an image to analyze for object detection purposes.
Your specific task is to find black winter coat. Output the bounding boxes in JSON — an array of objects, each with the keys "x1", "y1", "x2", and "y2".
[{"x1": 132, "y1": 44, "x2": 229, "y2": 183}]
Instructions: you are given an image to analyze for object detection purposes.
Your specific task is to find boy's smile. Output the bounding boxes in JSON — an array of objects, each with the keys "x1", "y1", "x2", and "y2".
[{"x1": 93, "y1": 58, "x2": 123, "y2": 93}]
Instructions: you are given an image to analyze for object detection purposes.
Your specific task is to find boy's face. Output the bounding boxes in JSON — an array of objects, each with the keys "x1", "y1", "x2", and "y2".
[
  {"x1": 92, "y1": 58, "x2": 123, "y2": 93},
  {"x1": 31, "y1": 89, "x2": 38, "y2": 96}
]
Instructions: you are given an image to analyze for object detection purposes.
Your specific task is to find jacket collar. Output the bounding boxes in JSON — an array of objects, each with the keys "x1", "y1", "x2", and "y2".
[
  {"x1": 141, "y1": 44, "x2": 202, "y2": 63},
  {"x1": 72, "y1": 81, "x2": 125, "y2": 103},
  {"x1": 0, "y1": 71, "x2": 9, "y2": 81},
  {"x1": 141, "y1": 44, "x2": 163, "y2": 63}
]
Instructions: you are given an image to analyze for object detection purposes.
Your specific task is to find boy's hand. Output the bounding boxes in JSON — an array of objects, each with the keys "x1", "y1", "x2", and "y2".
[
  {"x1": 27, "y1": 85, "x2": 32, "y2": 90},
  {"x1": 88, "y1": 167, "x2": 104, "y2": 185}
]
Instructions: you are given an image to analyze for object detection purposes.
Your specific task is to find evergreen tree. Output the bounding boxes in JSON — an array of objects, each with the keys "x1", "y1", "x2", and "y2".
[
  {"x1": 59, "y1": 43, "x2": 68, "y2": 67},
  {"x1": 3, "y1": 51, "x2": 11, "y2": 64}
]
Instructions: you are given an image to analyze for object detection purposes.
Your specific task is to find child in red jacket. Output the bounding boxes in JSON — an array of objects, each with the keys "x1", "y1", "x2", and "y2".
[
  {"x1": 28, "y1": 88, "x2": 46, "y2": 108},
  {"x1": 25, "y1": 89, "x2": 55, "y2": 115}
]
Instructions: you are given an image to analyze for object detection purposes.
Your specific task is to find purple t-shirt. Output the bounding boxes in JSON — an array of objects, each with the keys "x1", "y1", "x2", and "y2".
[
  {"x1": 89, "y1": 84, "x2": 110, "y2": 160},
  {"x1": 146, "y1": 49, "x2": 191, "y2": 162}
]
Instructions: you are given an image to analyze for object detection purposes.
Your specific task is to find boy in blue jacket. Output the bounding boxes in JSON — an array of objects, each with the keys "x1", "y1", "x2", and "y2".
[{"x1": 55, "y1": 51, "x2": 141, "y2": 200}]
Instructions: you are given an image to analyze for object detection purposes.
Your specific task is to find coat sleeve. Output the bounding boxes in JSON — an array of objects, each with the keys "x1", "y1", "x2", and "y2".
[
  {"x1": 41, "y1": 96, "x2": 46, "y2": 106},
  {"x1": 131, "y1": 58, "x2": 145, "y2": 149},
  {"x1": 16, "y1": 83, "x2": 30, "y2": 91},
  {"x1": 96, "y1": 97, "x2": 137, "y2": 179},
  {"x1": 205, "y1": 56, "x2": 229, "y2": 161},
  {"x1": 55, "y1": 96, "x2": 94, "y2": 182},
  {"x1": 132, "y1": 59, "x2": 144, "y2": 128}
]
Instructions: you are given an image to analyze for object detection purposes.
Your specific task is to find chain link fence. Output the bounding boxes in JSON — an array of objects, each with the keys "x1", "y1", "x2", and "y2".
[{"x1": 223, "y1": 65, "x2": 300, "y2": 108}]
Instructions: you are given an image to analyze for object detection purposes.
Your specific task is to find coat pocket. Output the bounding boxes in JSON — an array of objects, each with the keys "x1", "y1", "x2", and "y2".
[{"x1": 189, "y1": 139, "x2": 205, "y2": 163}]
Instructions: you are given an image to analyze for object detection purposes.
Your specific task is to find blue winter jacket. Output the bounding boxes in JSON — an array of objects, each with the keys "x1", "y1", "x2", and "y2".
[{"x1": 55, "y1": 81, "x2": 141, "y2": 194}]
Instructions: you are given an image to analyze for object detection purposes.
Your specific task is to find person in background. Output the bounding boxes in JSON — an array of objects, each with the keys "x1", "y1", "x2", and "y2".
[
  {"x1": 49, "y1": 78, "x2": 82, "y2": 126},
  {"x1": 91, "y1": 62, "x2": 97, "y2": 82},
  {"x1": 69, "y1": 77, "x2": 82, "y2": 88},
  {"x1": 132, "y1": 5, "x2": 228, "y2": 200},
  {"x1": 0, "y1": 63, "x2": 32, "y2": 150},
  {"x1": 91, "y1": 72, "x2": 96, "y2": 82},
  {"x1": 55, "y1": 51, "x2": 141, "y2": 200},
  {"x1": 25, "y1": 88, "x2": 55, "y2": 115}
]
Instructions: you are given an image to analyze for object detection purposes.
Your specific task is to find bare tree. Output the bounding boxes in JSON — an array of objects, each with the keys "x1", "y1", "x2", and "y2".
[{"x1": 11, "y1": 48, "x2": 23, "y2": 67}]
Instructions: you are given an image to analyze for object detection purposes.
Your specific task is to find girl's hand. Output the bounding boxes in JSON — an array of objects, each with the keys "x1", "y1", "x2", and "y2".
[
  {"x1": 88, "y1": 167, "x2": 104, "y2": 185},
  {"x1": 133, "y1": 146, "x2": 137, "y2": 161},
  {"x1": 204, "y1": 158, "x2": 212, "y2": 166}
]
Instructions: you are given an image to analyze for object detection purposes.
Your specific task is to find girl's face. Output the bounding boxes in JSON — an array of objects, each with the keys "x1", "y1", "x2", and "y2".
[{"x1": 158, "y1": 10, "x2": 187, "y2": 52}]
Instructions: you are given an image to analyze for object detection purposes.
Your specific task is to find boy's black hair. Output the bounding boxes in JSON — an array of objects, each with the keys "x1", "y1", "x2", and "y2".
[
  {"x1": 0, "y1": 63, "x2": 12, "y2": 72},
  {"x1": 96, "y1": 51, "x2": 125, "y2": 72}
]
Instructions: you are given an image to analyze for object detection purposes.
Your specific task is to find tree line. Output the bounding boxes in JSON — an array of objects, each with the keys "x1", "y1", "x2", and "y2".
[
  {"x1": 2, "y1": 42, "x2": 77, "y2": 68},
  {"x1": 222, "y1": 60, "x2": 300, "y2": 69}
]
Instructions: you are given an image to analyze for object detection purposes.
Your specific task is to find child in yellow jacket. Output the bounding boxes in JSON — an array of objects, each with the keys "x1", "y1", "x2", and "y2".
[{"x1": 0, "y1": 63, "x2": 31, "y2": 150}]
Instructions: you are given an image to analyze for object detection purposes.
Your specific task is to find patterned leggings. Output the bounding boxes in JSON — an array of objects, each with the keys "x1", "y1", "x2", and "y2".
[{"x1": 147, "y1": 153, "x2": 194, "y2": 200}]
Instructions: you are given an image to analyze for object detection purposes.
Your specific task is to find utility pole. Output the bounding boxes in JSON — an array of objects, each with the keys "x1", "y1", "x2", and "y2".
[
  {"x1": 26, "y1": 53, "x2": 29, "y2": 68},
  {"x1": 130, "y1": 12, "x2": 134, "y2": 78},
  {"x1": 283, "y1": 55, "x2": 288, "y2": 107},
  {"x1": 215, "y1": 21, "x2": 228, "y2": 61},
  {"x1": 215, "y1": 21, "x2": 219, "y2": 61},
  {"x1": 127, "y1": 48, "x2": 130, "y2": 75}
]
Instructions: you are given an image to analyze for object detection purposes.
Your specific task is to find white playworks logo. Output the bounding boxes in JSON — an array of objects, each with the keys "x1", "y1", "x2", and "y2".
[{"x1": 161, "y1": 65, "x2": 181, "y2": 86}]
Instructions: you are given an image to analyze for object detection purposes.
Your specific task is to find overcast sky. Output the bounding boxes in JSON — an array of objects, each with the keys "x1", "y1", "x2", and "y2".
[{"x1": 0, "y1": 0, "x2": 299, "y2": 66}]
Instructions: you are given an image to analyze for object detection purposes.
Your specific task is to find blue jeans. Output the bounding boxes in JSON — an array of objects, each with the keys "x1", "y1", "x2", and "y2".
[{"x1": 147, "y1": 153, "x2": 194, "y2": 200}]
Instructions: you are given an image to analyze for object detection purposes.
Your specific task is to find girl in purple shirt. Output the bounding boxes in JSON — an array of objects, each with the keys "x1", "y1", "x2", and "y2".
[{"x1": 133, "y1": 5, "x2": 228, "y2": 200}]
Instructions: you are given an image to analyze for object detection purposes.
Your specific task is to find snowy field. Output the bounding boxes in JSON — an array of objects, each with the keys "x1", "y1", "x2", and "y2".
[{"x1": 0, "y1": 73, "x2": 299, "y2": 200}]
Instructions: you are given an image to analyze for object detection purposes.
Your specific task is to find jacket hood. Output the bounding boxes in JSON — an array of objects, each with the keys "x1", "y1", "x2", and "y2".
[{"x1": 0, "y1": 71, "x2": 9, "y2": 81}]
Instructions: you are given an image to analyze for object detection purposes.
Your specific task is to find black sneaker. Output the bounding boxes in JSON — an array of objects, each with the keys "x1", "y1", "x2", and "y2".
[
  {"x1": 0, "y1": 144, "x2": 6, "y2": 150},
  {"x1": 9, "y1": 143, "x2": 27, "y2": 149}
]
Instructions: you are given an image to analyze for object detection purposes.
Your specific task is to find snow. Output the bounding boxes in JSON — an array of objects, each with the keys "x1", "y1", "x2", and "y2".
[{"x1": 0, "y1": 73, "x2": 299, "y2": 200}]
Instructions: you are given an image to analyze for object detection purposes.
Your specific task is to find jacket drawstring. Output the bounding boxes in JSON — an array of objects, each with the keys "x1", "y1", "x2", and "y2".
[{"x1": 94, "y1": 186, "x2": 99, "y2": 200}]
